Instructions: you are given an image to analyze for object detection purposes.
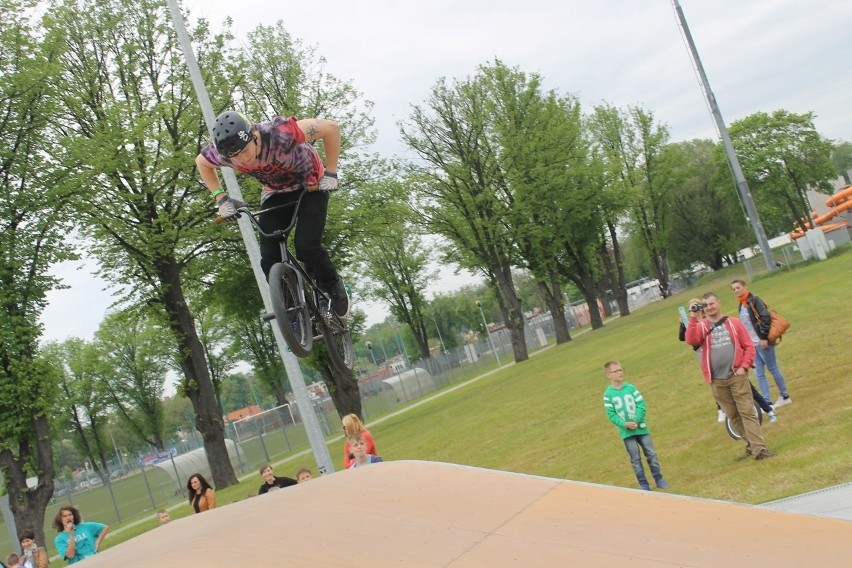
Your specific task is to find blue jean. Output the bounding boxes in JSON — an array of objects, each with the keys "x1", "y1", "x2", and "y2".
[
  {"x1": 623, "y1": 434, "x2": 663, "y2": 487},
  {"x1": 754, "y1": 343, "x2": 789, "y2": 400}
]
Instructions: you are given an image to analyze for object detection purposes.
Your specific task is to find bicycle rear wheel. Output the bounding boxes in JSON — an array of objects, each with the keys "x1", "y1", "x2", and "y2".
[
  {"x1": 725, "y1": 403, "x2": 763, "y2": 440},
  {"x1": 269, "y1": 263, "x2": 313, "y2": 357},
  {"x1": 321, "y1": 317, "x2": 355, "y2": 376}
]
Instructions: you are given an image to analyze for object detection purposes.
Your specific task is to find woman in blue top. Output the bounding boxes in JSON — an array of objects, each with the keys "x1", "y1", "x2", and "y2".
[{"x1": 53, "y1": 505, "x2": 109, "y2": 564}]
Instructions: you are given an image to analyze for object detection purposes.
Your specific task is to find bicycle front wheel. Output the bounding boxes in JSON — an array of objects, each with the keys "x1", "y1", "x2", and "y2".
[
  {"x1": 321, "y1": 317, "x2": 355, "y2": 376},
  {"x1": 269, "y1": 263, "x2": 313, "y2": 357}
]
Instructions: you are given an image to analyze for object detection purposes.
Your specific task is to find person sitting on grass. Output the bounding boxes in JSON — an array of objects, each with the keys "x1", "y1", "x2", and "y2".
[
  {"x1": 346, "y1": 433, "x2": 384, "y2": 469},
  {"x1": 296, "y1": 467, "x2": 313, "y2": 483},
  {"x1": 342, "y1": 414, "x2": 377, "y2": 469},
  {"x1": 186, "y1": 473, "x2": 216, "y2": 513},
  {"x1": 53, "y1": 505, "x2": 109, "y2": 564},
  {"x1": 19, "y1": 527, "x2": 49, "y2": 568},
  {"x1": 258, "y1": 464, "x2": 298, "y2": 495}
]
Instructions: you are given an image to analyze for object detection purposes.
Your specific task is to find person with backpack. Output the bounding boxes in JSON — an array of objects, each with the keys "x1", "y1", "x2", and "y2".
[
  {"x1": 685, "y1": 292, "x2": 772, "y2": 461},
  {"x1": 730, "y1": 280, "x2": 792, "y2": 408}
]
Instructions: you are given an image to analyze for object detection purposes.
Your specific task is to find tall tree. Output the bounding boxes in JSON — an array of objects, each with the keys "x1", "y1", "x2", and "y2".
[
  {"x1": 729, "y1": 110, "x2": 836, "y2": 234},
  {"x1": 480, "y1": 61, "x2": 598, "y2": 342},
  {"x1": 830, "y1": 141, "x2": 852, "y2": 184},
  {"x1": 401, "y1": 72, "x2": 530, "y2": 363},
  {"x1": 589, "y1": 104, "x2": 675, "y2": 296},
  {"x1": 357, "y1": 175, "x2": 435, "y2": 359},
  {"x1": 94, "y1": 310, "x2": 170, "y2": 450},
  {"x1": 46, "y1": 0, "x2": 238, "y2": 487},
  {"x1": 668, "y1": 139, "x2": 750, "y2": 270},
  {"x1": 0, "y1": 0, "x2": 69, "y2": 544},
  {"x1": 47, "y1": 339, "x2": 114, "y2": 482},
  {"x1": 585, "y1": 110, "x2": 633, "y2": 317}
]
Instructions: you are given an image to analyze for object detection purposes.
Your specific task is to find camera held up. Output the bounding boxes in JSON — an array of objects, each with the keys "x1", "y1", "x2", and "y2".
[{"x1": 690, "y1": 302, "x2": 707, "y2": 313}]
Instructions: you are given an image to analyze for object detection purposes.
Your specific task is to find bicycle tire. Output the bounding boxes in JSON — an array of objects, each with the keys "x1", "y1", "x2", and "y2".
[
  {"x1": 321, "y1": 317, "x2": 355, "y2": 376},
  {"x1": 725, "y1": 403, "x2": 764, "y2": 441},
  {"x1": 269, "y1": 263, "x2": 313, "y2": 357}
]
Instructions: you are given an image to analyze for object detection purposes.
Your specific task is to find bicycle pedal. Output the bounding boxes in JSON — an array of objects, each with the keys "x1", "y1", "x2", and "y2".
[{"x1": 261, "y1": 312, "x2": 276, "y2": 322}]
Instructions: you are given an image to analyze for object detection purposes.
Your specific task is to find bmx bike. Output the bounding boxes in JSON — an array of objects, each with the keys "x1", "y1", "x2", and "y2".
[{"x1": 216, "y1": 190, "x2": 354, "y2": 376}]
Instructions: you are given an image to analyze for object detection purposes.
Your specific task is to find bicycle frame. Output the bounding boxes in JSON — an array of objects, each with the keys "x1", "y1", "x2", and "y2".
[
  {"x1": 235, "y1": 191, "x2": 339, "y2": 323},
  {"x1": 217, "y1": 190, "x2": 353, "y2": 376}
]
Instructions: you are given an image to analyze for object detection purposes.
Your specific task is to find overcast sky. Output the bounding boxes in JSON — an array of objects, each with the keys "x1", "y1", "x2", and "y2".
[{"x1": 40, "y1": 0, "x2": 852, "y2": 345}]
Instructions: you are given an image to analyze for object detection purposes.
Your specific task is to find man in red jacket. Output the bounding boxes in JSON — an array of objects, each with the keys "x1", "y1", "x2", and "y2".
[{"x1": 685, "y1": 292, "x2": 772, "y2": 460}]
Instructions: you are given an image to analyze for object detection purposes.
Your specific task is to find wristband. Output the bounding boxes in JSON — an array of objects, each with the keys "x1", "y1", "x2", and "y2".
[
  {"x1": 324, "y1": 171, "x2": 337, "y2": 178},
  {"x1": 211, "y1": 188, "x2": 226, "y2": 200}
]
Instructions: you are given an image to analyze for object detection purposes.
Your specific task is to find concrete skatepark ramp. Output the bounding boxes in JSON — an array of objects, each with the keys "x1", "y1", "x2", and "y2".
[{"x1": 83, "y1": 461, "x2": 852, "y2": 567}]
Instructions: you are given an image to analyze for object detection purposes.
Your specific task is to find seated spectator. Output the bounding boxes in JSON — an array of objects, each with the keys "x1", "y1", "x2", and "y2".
[
  {"x1": 18, "y1": 527, "x2": 48, "y2": 568},
  {"x1": 296, "y1": 467, "x2": 313, "y2": 483},
  {"x1": 156, "y1": 510, "x2": 171, "y2": 525},
  {"x1": 347, "y1": 433, "x2": 384, "y2": 468},
  {"x1": 186, "y1": 473, "x2": 215, "y2": 513},
  {"x1": 342, "y1": 414, "x2": 377, "y2": 469},
  {"x1": 53, "y1": 505, "x2": 109, "y2": 564},
  {"x1": 258, "y1": 464, "x2": 297, "y2": 495}
]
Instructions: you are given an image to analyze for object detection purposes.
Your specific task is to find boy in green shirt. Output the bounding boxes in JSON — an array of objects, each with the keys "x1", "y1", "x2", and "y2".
[{"x1": 603, "y1": 360, "x2": 668, "y2": 491}]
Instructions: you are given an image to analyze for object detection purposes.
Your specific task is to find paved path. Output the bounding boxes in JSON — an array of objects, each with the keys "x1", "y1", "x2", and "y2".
[{"x1": 761, "y1": 481, "x2": 852, "y2": 521}]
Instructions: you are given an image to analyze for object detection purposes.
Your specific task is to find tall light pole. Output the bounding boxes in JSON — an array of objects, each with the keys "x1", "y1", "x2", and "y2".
[
  {"x1": 672, "y1": 0, "x2": 776, "y2": 272},
  {"x1": 476, "y1": 301, "x2": 501, "y2": 366}
]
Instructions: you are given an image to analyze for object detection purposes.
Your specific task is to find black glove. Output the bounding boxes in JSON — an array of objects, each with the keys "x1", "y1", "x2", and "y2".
[{"x1": 217, "y1": 196, "x2": 248, "y2": 221}]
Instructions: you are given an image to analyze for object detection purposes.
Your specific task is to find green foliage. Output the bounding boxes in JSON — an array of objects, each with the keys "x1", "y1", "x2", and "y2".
[
  {"x1": 94, "y1": 309, "x2": 170, "y2": 449},
  {"x1": 369, "y1": 252, "x2": 852, "y2": 503},
  {"x1": 589, "y1": 104, "x2": 675, "y2": 290},
  {"x1": 668, "y1": 139, "x2": 751, "y2": 270},
  {"x1": 830, "y1": 140, "x2": 852, "y2": 183},
  {"x1": 729, "y1": 109, "x2": 835, "y2": 234}
]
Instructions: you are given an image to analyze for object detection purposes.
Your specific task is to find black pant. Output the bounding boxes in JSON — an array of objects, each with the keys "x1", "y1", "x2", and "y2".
[{"x1": 258, "y1": 190, "x2": 338, "y2": 289}]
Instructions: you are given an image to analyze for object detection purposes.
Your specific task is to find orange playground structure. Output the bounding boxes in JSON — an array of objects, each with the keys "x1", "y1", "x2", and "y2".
[{"x1": 790, "y1": 184, "x2": 852, "y2": 240}]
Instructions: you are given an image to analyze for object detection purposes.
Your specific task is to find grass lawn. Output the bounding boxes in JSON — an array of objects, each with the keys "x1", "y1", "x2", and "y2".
[
  {"x1": 370, "y1": 249, "x2": 852, "y2": 503},
  {"x1": 15, "y1": 248, "x2": 852, "y2": 555}
]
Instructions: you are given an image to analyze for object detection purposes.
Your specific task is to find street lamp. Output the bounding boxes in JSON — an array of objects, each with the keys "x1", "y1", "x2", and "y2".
[
  {"x1": 476, "y1": 300, "x2": 501, "y2": 366},
  {"x1": 366, "y1": 341, "x2": 379, "y2": 368},
  {"x1": 434, "y1": 317, "x2": 447, "y2": 354}
]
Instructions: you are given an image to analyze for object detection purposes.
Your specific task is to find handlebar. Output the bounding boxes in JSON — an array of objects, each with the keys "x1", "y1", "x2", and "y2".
[{"x1": 212, "y1": 189, "x2": 309, "y2": 238}]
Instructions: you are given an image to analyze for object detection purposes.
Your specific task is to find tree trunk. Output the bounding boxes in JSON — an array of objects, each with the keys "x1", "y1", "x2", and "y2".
[
  {"x1": 606, "y1": 221, "x2": 630, "y2": 316},
  {"x1": 0, "y1": 414, "x2": 55, "y2": 549},
  {"x1": 651, "y1": 250, "x2": 671, "y2": 298},
  {"x1": 491, "y1": 267, "x2": 529, "y2": 363},
  {"x1": 157, "y1": 260, "x2": 237, "y2": 489},
  {"x1": 320, "y1": 365, "x2": 362, "y2": 419},
  {"x1": 538, "y1": 278, "x2": 571, "y2": 344},
  {"x1": 574, "y1": 272, "x2": 604, "y2": 330}
]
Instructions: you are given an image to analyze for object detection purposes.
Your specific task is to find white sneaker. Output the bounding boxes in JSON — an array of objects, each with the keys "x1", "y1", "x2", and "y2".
[
  {"x1": 717, "y1": 409, "x2": 726, "y2": 422},
  {"x1": 768, "y1": 411, "x2": 777, "y2": 423},
  {"x1": 774, "y1": 396, "x2": 792, "y2": 408}
]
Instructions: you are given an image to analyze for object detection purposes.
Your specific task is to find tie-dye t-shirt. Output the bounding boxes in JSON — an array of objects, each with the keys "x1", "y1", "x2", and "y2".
[{"x1": 200, "y1": 116, "x2": 324, "y2": 199}]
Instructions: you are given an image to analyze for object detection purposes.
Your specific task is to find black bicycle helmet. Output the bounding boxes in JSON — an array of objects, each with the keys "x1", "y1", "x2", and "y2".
[{"x1": 212, "y1": 111, "x2": 253, "y2": 158}]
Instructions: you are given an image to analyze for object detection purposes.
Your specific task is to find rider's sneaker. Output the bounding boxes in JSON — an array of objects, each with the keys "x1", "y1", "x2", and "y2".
[{"x1": 329, "y1": 276, "x2": 349, "y2": 319}]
